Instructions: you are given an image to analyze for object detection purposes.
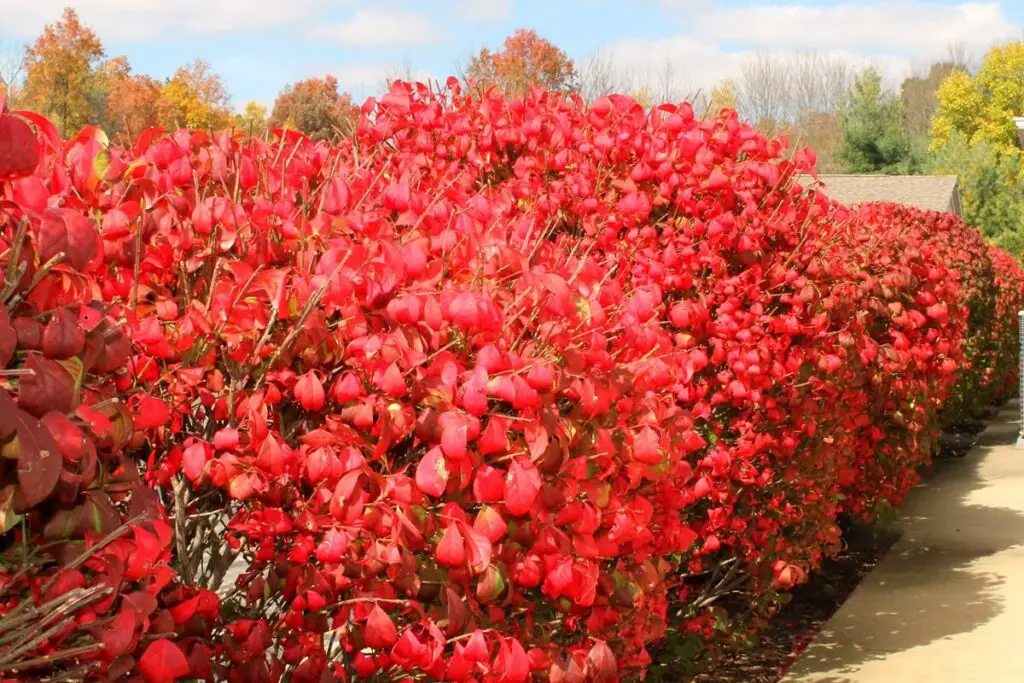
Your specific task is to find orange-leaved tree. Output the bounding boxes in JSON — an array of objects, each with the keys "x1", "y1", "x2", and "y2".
[
  {"x1": 465, "y1": 28, "x2": 578, "y2": 95},
  {"x1": 98, "y1": 55, "x2": 161, "y2": 141},
  {"x1": 268, "y1": 75, "x2": 359, "y2": 141}
]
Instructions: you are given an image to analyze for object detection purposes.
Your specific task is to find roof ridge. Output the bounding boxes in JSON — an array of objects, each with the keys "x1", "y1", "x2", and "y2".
[{"x1": 791, "y1": 174, "x2": 961, "y2": 214}]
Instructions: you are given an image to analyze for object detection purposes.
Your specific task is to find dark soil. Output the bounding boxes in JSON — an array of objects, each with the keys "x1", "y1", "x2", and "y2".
[{"x1": 690, "y1": 524, "x2": 900, "y2": 683}]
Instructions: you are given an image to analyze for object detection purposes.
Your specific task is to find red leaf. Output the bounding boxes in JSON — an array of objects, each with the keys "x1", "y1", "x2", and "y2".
[
  {"x1": 169, "y1": 596, "x2": 200, "y2": 625},
  {"x1": 42, "y1": 308, "x2": 86, "y2": 359},
  {"x1": 464, "y1": 629, "x2": 489, "y2": 662},
  {"x1": 315, "y1": 528, "x2": 349, "y2": 563},
  {"x1": 0, "y1": 388, "x2": 18, "y2": 440},
  {"x1": 504, "y1": 458, "x2": 541, "y2": 516},
  {"x1": 295, "y1": 371, "x2": 325, "y2": 411},
  {"x1": 127, "y1": 393, "x2": 170, "y2": 430},
  {"x1": 182, "y1": 442, "x2": 210, "y2": 481},
  {"x1": 476, "y1": 564, "x2": 507, "y2": 604},
  {"x1": 478, "y1": 417, "x2": 509, "y2": 455},
  {"x1": 376, "y1": 361, "x2": 407, "y2": 397},
  {"x1": 448, "y1": 291, "x2": 479, "y2": 328},
  {"x1": 139, "y1": 639, "x2": 190, "y2": 682},
  {"x1": 37, "y1": 208, "x2": 99, "y2": 271},
  {"x1": 473, "y1": 505, "x2": 507, "y2": 543},
  {"x1": 447, "y1": 645, "x2": 474, "y2": 681},
  {"x1": 16, "y1": 354, "x2": 78, "y2": 418},
  {"x1": 494, "y1": 637, "x2": 530, "y2": 683},
  {"x1": 678, "y1": 526, "x2": 699, "y2": 552},
  {"x1": 473, "y1": 464, "x2": 505, "y2": 502},
  {"x1": 41, "y1": 411, "x2": 90, "y2": 462},
  {"x1": 99, "y1": 608, "x2": 139, "y2": 658},
  {"x1": 415, "y1": 447, "x2": 449, "y2": 497},
  {"x1": 15, "y1": 410, "x2": 62, "y2": 507},
  {"x1": 632, "y1": 427, "x2": 661, "y2": 465},
  {"x1": 523, "y1": 422, "x2": 548, "y2": 461},
  {"x1": 435, "y1": 522, "x2": 466, "y2": 568},
  {"x1": 365, "y1": 605, "x2": 398, "y2": 650},
  {"x1": 0, "y1": 308, "x2": 14, "y2": 369},
  {"x1": 12, "y1": 175, "x2": 48, "y2": 212},
  {"x1": 13, "y1": 109, "x2": 62, "y2": 154},
  {"x1": 440, "y1": 416, "x2": 469, "y2": 461},
  {"x1": 0, "y1": 113, "x2": 40, "y2": 181},
  {"x1": 586, "y1": 640, "x2": 617, "y2": 682},
  {"x1": 463, "y1": 524, "x2": 492, "y2": 576}
]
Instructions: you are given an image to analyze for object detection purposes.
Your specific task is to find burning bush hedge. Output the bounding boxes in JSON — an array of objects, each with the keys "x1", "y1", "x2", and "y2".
[{"x1": 0, "y1": 83, "x2": 1021, "y2": 681}]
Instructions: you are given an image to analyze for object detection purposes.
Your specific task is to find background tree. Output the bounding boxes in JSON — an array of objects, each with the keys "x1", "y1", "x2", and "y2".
[
  {"x1": 929, "y1": 133, "x2": 1024, "y2": 253},
  {"x1": 268, "y1": 76, "x2": 358, "y2": 141},
  {"x1": 727, "y1": 51, "x2": 852, "y2": 167},
  {"x1": 235, "y1": 100, "x2": 268, "y2": 137},
  {"x1": 902, "y1": 62, "x2": 960, "y2": 139},
  {"x1": 98, "y1": 56, "x2": 161, "y2": 141},
  {"x1": 465, "y1": 29, "x2": 578, "y2": 95},
  {"x1": 20, "y1": 7, "x2": 105, "y2": 135},
  {"x1": 786, "y1": 51, "x2": 853, "y2": 118},
  {"x1": 738, "y1": 52, "x2": 792, "y2": 131},
  {"x1": 930, "y1": 42, "x2": 1024, "y2": 155},
  {"x1": 0, "y1": 39, "x2": 26, "y2": 104},
  {"x1": 707, "y1": 79, "x2": 739, "y2": 116},
  {"x1": 577, "y1": 48, "x2": 635, "y2": 102},
  {"x1": 901, "y1": 60, "x2": 961, "y2": 165},
  {"x1": 837, "y1": 67, "x2": 916, "y2": 173},
  {"x1": 794, "y1": 111, "x2": 845, "y2": 172},
  {"x1": 158, "y1": 59, "x2": 232, "y2": 130}
]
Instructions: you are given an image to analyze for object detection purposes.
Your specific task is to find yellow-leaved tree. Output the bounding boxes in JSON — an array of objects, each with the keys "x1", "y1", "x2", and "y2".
[
  {"x1": 20, "y1": 7, "x2": 105, "y2": 136},
  {"x1": 158, "y1": 59, "x2": 232, "y2": 131},
  {"x1": 234, "y1": 101, "x2": 268, "y2": 137},
  {"x1": 706, "y1": 79, "x2": 739, "y2": 116},
  {"x1": 930, "y1": 42, "x2": 1024, "y2": 154},
  {"x1": 928, "y1": 42, "x2": 1024, "y2": 253}
]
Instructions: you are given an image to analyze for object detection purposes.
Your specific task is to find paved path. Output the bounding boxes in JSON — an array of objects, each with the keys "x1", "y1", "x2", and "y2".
[{"x1": 782, "y1": 401, "x2": 1024, "y2": 683}]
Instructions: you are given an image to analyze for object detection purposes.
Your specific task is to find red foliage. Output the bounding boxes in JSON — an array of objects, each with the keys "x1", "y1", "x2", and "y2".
[{"x1": 0, "y1": 83, "x2": 1021, "y2": 681}]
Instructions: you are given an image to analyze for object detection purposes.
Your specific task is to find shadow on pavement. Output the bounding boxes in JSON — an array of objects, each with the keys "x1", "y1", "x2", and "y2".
[{"x1": 786, "y1": 407, "x2": 1024, "y2": 680}]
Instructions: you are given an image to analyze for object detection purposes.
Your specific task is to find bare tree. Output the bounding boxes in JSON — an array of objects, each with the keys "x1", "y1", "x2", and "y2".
[
  {"x1": 382, "y1": 56, "x2": 418, "y2": 90},
  {"x1": 738, "y1": 51, "x2": 792, "y2": 129},
  {"x1": 0, "y1": 39, "x2": 26, "y2": 103},
  {"x1": 653, "y1": 59, "x2": 688, "y2": 105},
  {"x1": 578, "y1": 48, "x2": 637, "y2": 101},
  {"x1": 944, "y1": 41, "x2": 971, "y2": 72},
  {"x1": 787, "y1": 50, "x2": 852, "y2": 117},
  {"x1": 901, "y1": 60, "x2": 959, "y2": 138}
]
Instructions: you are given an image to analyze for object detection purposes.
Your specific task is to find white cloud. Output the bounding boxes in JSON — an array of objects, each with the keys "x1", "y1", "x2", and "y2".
[
  {"x1": 0, "y1": 0, "x2": 327, "y2": 41},
  {"x1": 692, "y1": 1, "x2": 1018, "y2": 54},
  {"x1": 597, "y1": 35, "x2": 745, "y2": 97},
  {"x1": 311, "y1": 9, "x2": 442, "y2": 47},
  {"x1": 454, "y1": 0, "x2": 512, "y2": 21},
  {"x1": 595, "y1": 1, "x2": 1019, "y2": 103},
  {"x1": 328, "y1": 64, "x2": 437, "y2": 97}
]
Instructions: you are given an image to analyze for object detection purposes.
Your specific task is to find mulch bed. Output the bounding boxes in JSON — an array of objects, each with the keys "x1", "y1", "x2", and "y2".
[{"x1": 689, "y1": 524, "x2": 900, "y2": 683}]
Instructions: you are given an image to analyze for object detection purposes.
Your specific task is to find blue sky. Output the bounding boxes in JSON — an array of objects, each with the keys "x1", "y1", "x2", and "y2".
[{"x1": 2, "y1": 1, "x2": 1022, "y2": 111}]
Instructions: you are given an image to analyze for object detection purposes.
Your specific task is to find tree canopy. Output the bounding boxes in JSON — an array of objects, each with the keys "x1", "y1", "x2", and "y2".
[
  {"x1": 158, "y1": 59, "x2": 232, "y2": 130},
  {"x1": 930, "y1": 42, "x2": 1024, "y2": 154},
  {"x1": 929, "y1": 133, "x2": 1024, "y2": 254},
  {"x1": 20, "y1": 8, "x2": 105, "y2": 135},
  {"x1": 269, "y1": 76, "x2": 358, "y2": 141},
  {"x1": 837, "y1": 67, "x2": 916, "y2": 174},
  {"x1": 465, "y1": 29, "x2": 578, "y2": 95}
]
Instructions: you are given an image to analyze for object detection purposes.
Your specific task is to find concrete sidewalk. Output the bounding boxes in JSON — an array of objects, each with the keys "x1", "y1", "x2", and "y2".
[{"x1": 782, "y1": 402, "x2": 1024, "y2": 683}]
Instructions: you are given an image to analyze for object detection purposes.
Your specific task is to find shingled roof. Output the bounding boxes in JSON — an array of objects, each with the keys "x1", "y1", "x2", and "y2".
[{"x1": 795, "y1": 174, "x2": 963, "y2": 217}]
